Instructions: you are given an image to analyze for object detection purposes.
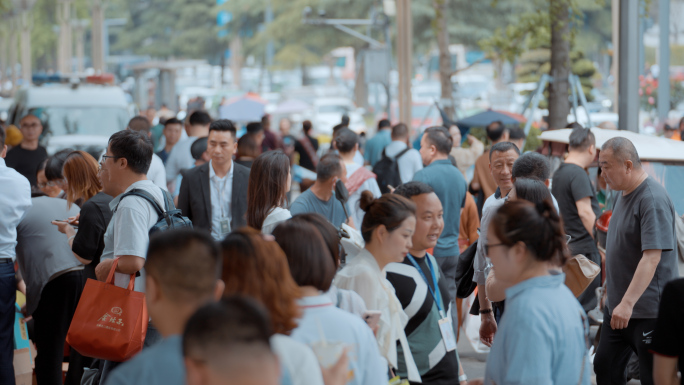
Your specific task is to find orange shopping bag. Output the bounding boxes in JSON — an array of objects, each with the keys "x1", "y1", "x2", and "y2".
[{"x1": 66, "y1": 258, "x2": 148, "y2": 361}]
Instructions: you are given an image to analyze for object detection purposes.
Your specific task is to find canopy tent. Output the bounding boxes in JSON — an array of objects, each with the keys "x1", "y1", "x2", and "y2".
[
  {"x1": 455, "y1": 109, "x2": 525, "y2": 130},
  {"x1": 219, "y1": 93, "x2": 267, "y2": 122}
]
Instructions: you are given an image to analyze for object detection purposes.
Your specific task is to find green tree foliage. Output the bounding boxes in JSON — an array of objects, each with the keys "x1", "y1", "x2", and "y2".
[{"x1": 112, "y1": 0, "x2": 224, "y2": 60}]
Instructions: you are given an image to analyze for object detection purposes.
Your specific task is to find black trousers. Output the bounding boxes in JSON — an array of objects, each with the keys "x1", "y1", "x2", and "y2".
[
  {"x1": 594, "y1": 307, "x2": 657, "y2": 385},
  {"x1": 32, "y1": 271, "x2": 84, "y2": 385},
  {"x1": 0, "y1": 261, "x2": 16, "y2": 385}
]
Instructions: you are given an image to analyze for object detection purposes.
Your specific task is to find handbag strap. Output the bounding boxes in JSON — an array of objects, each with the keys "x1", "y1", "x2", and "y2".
[{"x1": 105, "y1": 258, "x2": 136, "y2": 291}]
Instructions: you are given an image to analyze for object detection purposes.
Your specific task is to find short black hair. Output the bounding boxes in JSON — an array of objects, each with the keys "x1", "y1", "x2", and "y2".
[
  {"x1": 108, "y1": 129, "x2": 154, "y2": 175},
  {"x1": 489, "y1": 141, "x2": 521, "y2": 161},
  {"x1": 146, "y1": 229, "x2": 221, "y2": 303},
  {"x1": 45, "y1": 148, "x2": 74, "y2": 181},
  {"x1": 302, "y1": 120, "x2": 313, "y2": 133},
  {"x1": 512, "y1": 152, "x2": 551, "y2": 181},
  {"x1": 602, "y1": 137, "x2": 641, "y2": 168},
  {"x1": 486, "y1": 121, "x2": 506, "y2": 142},
  {"x1": 127, "y1": 116, "x2": 151, "y2": 134},
  {"x1": 423, "y1": 126, "x2": 452, "y2": 155},
  {"x1": 378, "y1": 119, "x2": 391, "y2": 130},
  {"x1": 391, "y1": 123, "x2": 409, "y2": 140},
  {"x1": 316, "y1": 152, "x2": 343, "y2": 181},
  {"x1": 246, "y1": 122, "x2": 263, "y2": 134},
  {"x1": 188, "y1": 110, "x2": 212, "y2": 126},
  {"x1": 183, "y1": 296, "x2": 273, "y2": 360},
  {"x1": 0, "y1": 125, "x2": 5, "y2": 146},
  {"x1": 190, "y1": 137, "x2": 208, "y2": 160},
  {"x1": 394, "y1": 181, "x2": 434, "y2": 199},
  {"x1": 333, "y1": 127, "x2": 358, "y2": 154},
  {"x1": 565, "y1": 122, "x2": 583, "y2": 130},
  {"x1": 209, "y1": 119, "x2": 237, "y2": 138},
  {"x1": 569, "y1": 127, "x2": 595, "y2": 151},
  {"x1": 509, "y1": 127, "x2": 526, "y2": 140},
  {"x1": 164, "y1": 117, "x2": 182, "y2": 127}
]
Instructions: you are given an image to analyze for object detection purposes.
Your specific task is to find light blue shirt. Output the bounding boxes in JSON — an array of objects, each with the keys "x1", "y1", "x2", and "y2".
[
  {"x1": 291, "y1": 294, "x2": 388, "y2": 385},
  {"x1": 165, "y1": 136, "x2": 197, "y2": 183},
  {"x1": 105, "y1": 335, "x2": 184, "y2": 385},
  {"x1": 484, "y1": 273, "x2": 590, "y2": 385},
  {"x1": 209, "y1": 160, "x2": 233, "y2": 240},
  {"x1": 363, "y1": 129, "x2": 392, "y2": 166},
  {"x1": 0, "y1": 158, "x2": 32, "y2": 261}
]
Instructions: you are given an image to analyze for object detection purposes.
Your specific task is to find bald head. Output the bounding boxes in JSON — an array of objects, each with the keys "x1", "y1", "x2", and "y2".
[{"x1": 601, "y1": 137, "x2": 641, "y2": 169}]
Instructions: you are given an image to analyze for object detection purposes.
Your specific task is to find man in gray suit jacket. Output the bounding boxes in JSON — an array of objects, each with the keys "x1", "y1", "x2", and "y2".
[{"x1": 178, "y1": 120, "x2": 249, "y2": 239}]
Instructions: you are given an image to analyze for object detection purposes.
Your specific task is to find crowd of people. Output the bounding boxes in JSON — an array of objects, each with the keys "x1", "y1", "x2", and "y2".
[{"x1": 0, "y1": 107, "x2": 682, "y2": 385}]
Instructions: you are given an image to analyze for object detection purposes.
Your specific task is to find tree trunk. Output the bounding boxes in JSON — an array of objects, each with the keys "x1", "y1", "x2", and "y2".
[
  {"x1": 434, "y1": 0, "x2": 454, "y2": 119},
  {"x1": 354, "y1": 51, "x2": 369, "y2": 109},
  {"x1": 548, "y1": 0, "x2": 571, "y2": 129}
]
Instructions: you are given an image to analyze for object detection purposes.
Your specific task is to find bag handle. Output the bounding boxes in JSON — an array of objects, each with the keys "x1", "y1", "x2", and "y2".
[{"x1": 106, "y1": 258, "x2": 136, "y2": 291}]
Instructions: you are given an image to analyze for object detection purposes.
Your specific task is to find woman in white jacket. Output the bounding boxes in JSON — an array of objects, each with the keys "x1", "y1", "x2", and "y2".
[
  {"x1": 334, "y1": 192, "x2": 421, "y2": 382},
  {"x1": 247, "y1": 150, "x2": 292, "y2": 234}
]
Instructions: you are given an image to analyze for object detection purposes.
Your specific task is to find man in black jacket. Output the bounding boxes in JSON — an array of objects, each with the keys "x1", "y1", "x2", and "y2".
[{"x1": 178, "y1": 120, "x2": 249, "y2": 239}]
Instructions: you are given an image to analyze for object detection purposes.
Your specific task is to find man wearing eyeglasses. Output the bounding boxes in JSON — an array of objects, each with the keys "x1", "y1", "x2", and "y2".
[{"x1": 6, "y1": 114, "x2": 48, "y2": 187}]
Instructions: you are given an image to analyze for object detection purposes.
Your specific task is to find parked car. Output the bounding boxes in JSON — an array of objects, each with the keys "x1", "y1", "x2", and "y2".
[
  {"x1": 312, "y1": 97, "x2": 365, "y2": 134},
  {"x1": 8, "y1": 84, "x2": 133, "y2": 156}
]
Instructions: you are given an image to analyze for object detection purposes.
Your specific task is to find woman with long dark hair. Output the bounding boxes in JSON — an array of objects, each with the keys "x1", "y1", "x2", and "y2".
[
  {"x1": 246, "y1": 150, "x2": 292, "y2": 233},
  {"x1": 334, "y1": 191, "x2": 421, "y2": 382},
  {"x1": 273, "y1": 218, "x2": 388, "y2": 385},
  {"x1": 482, "y1": 200, "x2": 590, "y2": 384}
]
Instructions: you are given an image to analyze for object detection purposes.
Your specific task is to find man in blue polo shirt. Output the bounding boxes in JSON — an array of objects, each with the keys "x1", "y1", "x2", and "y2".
[
  {"x1": 412, "y1": 126, "x2": 467, "y2": 335},
  {"x1": 363, "y1": 119, "x2": 392, "y2": 167}
]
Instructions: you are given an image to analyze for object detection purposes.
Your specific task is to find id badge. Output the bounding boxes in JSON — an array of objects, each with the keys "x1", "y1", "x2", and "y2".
[
  {"x1": 438, "y1": 318, "x2": 457, "y2": 352},
  {"x1": 219, "y1": 218, "x2": 231, "y2": 236}
]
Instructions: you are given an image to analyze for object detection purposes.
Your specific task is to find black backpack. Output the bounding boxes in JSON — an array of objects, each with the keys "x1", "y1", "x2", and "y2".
[
  {"x1": 116, "y1": 188, "x2": 193, "y2": 235},
  {"x1": 373, "y1": 148, "x2": 410, "y2": 194}
]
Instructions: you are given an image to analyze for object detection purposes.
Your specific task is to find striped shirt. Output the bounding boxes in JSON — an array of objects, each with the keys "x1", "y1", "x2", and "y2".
[{"x1": 386, "y1": 253, "x2": 460, "y2": 384}]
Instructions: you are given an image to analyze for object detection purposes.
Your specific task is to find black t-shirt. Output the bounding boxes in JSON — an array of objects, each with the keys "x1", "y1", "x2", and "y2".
[
  {"x1": 650, "y1": 278, "x2": 684, "y2": 383},
  {"x1": 71, "y1": 192, "x2": 113, "y2": 281},
  {"x1": 294, "y1": 135, "x2": 319, "y2": 172},
  {"x1": 551, "y1": 163, "x2": 599, "y2": 254},
  {"x1": 5, "y1": 145, "x2": 48, "y2": 187}
]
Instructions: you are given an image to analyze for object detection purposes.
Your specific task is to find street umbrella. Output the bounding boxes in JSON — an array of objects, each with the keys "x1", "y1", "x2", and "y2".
[
  {"x1": 455, "y1": 109, "x2": 525, "y2": 130},
  {"x1": 219, "y1": 93, "x2": 267, "y2": 122},
  {"x1": 272, "y1": 99, "x2": 311, "y2": 115}
]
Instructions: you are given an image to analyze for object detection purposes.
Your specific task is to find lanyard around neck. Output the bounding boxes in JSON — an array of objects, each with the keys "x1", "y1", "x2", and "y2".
[{"x1": 406, "y1": 253, "x2": 444, "y2": 317}]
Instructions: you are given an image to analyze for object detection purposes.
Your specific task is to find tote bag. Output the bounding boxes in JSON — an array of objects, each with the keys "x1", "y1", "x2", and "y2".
[{"x1": 66, "y1": 258, "x2": 148, "y2": 361}]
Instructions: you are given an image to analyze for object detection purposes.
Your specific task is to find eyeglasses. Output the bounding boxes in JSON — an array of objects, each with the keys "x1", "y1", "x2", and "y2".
[
  {"x1": 484, "y1": 243, "x2": 507, "y2": 255},
  {"x1": 99, "y1": 155, "x2": 118, "y2": 170}
]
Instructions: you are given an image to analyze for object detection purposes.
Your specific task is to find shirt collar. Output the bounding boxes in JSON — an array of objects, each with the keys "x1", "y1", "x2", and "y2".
[
  {"x1": 297, "y1": 294, "x2": 334, "y2": 308},
  {"x1": 429, "y1": 159, "x2": 452, "y2": 167},
  {"x1": 356, "y1": 248, "x2": 383, "y2": 273},
  {"x1": 504, "y1": 272, "x2": 566, "y2": 301},
  {"x1": 0, "y1": 158, "x2": 5, "y2": 168},
  {"x1": 209, "y1": 160, "x2": 233, "y2": 180}
]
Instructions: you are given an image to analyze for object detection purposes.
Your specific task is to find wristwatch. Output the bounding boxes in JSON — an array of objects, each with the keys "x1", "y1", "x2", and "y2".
[
  {"x1": 459, "y1": 374, "x2": 468, "y2": 382},
  {"x1": 480, "y1": 308, "x2": 493, "y2": 315}
]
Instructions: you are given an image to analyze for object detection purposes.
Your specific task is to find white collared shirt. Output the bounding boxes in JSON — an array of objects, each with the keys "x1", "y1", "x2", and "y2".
[
  {"x1": 0, "y1": 158, "x2": 32, "y2": 261},
  {"x1": 209, "y1": 160, "x2": 234, "y2": 240}
]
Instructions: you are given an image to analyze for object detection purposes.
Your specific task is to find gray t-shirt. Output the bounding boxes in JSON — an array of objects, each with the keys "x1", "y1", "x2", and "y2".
[
  {"x1": 16, "y1": 197, "x2": 82, "y2": 315},
  {"x1": 606, "y1": 177, "x2": 679, "y2": 318},
  {"x1": 289, "y1": 189, "x2": 350, "y2": 228},
  {"x1": 101, "y1": 180, "x2": 166, "y2": 293}
]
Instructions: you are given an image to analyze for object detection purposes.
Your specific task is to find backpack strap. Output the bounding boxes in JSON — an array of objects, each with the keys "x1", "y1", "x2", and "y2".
[
  {"x1": 396, "y1": 148, "x2": 411, "y2": 159},
  {"x1": 115, "y1": 188, "x2": 166, "y2": 220}
]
